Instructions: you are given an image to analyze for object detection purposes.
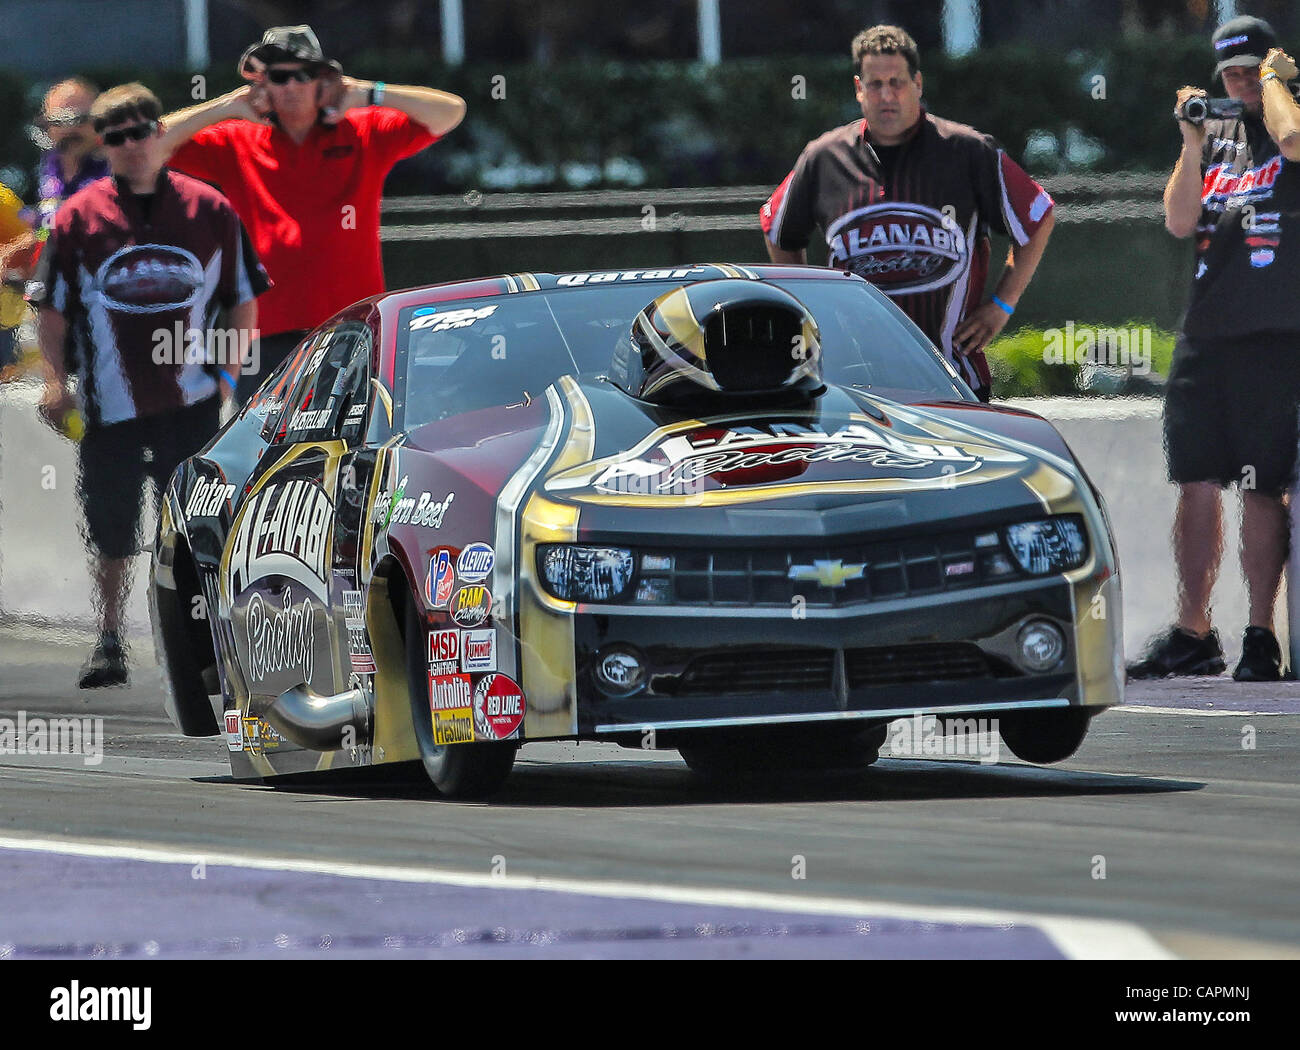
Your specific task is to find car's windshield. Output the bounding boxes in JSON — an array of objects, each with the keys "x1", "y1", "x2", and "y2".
[{"x1": 398, "y1": 277, "x2": 970, "y2": 428}]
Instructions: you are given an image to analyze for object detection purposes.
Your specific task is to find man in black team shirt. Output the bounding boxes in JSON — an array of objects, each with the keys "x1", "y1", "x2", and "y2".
[
  {"x1": 28, "y1": 83, "x2": 269, "y2": 687},
  {"x1": 761, "y1": 24, "x2": 1055, "y2": 402},
  {"x1": 1131, "y1": 17, "x2": 1300, "y2": 682}
]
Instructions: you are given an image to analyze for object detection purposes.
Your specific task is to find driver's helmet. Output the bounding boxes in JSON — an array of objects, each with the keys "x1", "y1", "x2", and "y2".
[{"x1": 610, "y1": 279, "x2": 823, "y2": 407}]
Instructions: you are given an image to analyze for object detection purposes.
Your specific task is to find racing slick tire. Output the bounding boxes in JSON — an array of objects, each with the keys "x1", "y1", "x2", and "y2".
[
  {"x1": 403, "y1": 592, "x2": 517, "y2": 799},
  {"x1": 679, "y1": 722, "x2": 888, "y2": 778},
  {"x1": 997, "y1": 707, "x2": 1093, "y2": 765}
]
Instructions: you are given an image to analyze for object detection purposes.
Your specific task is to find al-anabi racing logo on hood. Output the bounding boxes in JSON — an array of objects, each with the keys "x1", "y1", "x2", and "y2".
[
  {"x1": 545, "y1": 419, "x2": 1025, "y2": 499},
  {"x1": 825, "y1": 203, "x2": 967, "y2": 294},
  {"x1": 95, "y1": 244, "x2": 205, "y2": 314}
]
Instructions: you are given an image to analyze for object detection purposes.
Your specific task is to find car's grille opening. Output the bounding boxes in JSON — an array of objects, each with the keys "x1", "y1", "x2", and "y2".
[
  {"x1": 657, "y1": 642, "x2": 1010, "y2": 697},
  {"x1": 638, "y1": 528, "x2": 1018, "y2": 609},
  {"x1": 672, "y1": 649, "x2": 835, "y2": 695},
  {"x1": 845, "y1": 642, "x2": 999, "y2": 687}
]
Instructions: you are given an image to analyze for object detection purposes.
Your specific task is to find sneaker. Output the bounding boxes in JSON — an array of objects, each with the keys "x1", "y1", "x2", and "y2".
[
  {"x1": 1233, "y1": 626, "x2": 1282, "y2": 682},
  {"x1": 1127, "y1": 626, "x2": 1226, "y2": 679},
  {"x1": 78, "y1": 632, "x2": 128, "y2": 689}
]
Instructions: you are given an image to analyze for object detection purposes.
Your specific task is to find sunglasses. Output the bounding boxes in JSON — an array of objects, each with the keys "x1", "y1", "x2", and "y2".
[
  {"x1": 265, "y1": 67, "x2": 318, "y2": 85},
  {"x1": 41, "y1": 111, "x2": 91, "y2": 129},
  {"x1": 101, "y1": 121, "x2": 157, "y2": 146}
]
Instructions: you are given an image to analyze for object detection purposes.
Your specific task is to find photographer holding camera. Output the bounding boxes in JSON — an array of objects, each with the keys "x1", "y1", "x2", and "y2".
[{"x1": 1131, "y1": 16, "x2": 1300, "y2": 681}]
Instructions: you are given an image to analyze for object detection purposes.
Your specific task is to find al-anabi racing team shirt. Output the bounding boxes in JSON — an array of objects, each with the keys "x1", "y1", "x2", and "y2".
[
  {"x1": 1181, "y1": 114, "x2": 1300, "y2": 340},
  {"x1": 28, "y1": 169, "x2": 269, "y2": 427},
  {"x1": 761, "y1": 110, "x2": 1054, "y2": 390}
]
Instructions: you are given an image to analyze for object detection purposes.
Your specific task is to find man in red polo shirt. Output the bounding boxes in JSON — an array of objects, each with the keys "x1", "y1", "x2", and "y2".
[{"x1": 160, "y1": 25, "x2": 466, "y2": 402}]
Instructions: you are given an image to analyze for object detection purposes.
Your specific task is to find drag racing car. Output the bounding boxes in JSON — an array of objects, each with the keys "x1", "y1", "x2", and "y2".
[{"x1": 152, "y1": 263, "x2": 1123, "y2": 797}]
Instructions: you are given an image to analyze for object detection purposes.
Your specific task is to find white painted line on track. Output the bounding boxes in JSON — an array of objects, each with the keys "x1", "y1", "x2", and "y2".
[{"x1": 0, "y1": 832, "x2": 1174, "y2": 960}]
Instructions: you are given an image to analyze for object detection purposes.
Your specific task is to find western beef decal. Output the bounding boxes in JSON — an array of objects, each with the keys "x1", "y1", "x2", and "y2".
[
  {"x1": 225, "y1": 479, "x2": 333, "y2": 602},
  {"x1": 546, "y1": 420, "x2": 1024, "y2": 497},
  {"x1": 824, "y1": 203, "x2": 967, "y2": 295}
]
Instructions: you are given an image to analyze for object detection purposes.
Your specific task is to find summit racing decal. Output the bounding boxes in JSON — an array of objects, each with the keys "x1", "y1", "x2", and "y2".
[
  {"x1": 225, "y1": 479, "x2": 333, "y2": 602},
  {"x1": 546, "y1": 420, "x2": 1020, "y2": 497},
  {"x1": 408, "y1": 304, "x2": 498, "y2": 332},
  {"x1": 96, "y1": 244, "x2": 204, "y2": 314},
  {"x1": 824, "y1": 203, "x2": 967, "y2": 294}
]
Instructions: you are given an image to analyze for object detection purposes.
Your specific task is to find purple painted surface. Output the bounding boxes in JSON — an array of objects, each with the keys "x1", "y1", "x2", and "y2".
[
  {"x1": 0, "y1": 849, "x2": 1064, "y2": 959},
  {"x1": 1123, "y1": 681, "x2": 1300, "y2": 714}
]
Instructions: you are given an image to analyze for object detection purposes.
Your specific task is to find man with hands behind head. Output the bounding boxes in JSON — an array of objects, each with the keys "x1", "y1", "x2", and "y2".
[
  {"x1": 1132, "y1": 16, "x2": 1300, "y2": 682},
  {"x1": 160, "y1": 25, "x2": 466, "y2": 402}
]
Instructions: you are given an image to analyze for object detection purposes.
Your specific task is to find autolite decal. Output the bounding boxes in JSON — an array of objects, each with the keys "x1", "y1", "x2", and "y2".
[
  {"x1": 473, "y1": 673, "x2": 525, "y2": 740},
  {"x1": 429, "y1": 672, "x2": 472, "y2": 712}
]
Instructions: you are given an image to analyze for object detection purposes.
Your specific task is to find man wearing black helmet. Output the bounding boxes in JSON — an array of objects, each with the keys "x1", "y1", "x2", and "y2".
[
  {"x1": 158, "y1": 26, "x2": 466, "y2": 402},
  {"x1": 1131, "y1": 16, "x2": 1300, "y2": 682}
]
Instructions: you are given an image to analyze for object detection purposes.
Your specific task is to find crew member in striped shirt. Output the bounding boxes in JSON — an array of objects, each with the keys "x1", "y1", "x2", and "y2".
[{"x1": 761, "y1": 24, "x2": 1055, "y2": 401}]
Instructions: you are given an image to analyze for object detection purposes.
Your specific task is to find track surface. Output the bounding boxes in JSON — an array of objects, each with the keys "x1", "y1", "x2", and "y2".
[{"x1": 2, "y1": 628, "x2": 1298, "y2": 959}]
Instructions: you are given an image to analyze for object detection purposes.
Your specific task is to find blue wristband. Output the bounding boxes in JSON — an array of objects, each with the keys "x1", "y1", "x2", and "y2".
[
  {"x1": 992, "y1": 295, "x2": 1015, "y2": 316},
  {"x1": 219, "y1": 369, "x2": 236, "y2": 388}
]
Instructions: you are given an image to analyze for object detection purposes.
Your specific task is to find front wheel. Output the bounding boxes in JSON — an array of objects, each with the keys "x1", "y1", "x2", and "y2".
[
  {"x1": 998, "y1": 707, "x2": 1094, "y2": 764},
  {"x1": 403, "y1": 592, "x2": 517, "y2": 798}
]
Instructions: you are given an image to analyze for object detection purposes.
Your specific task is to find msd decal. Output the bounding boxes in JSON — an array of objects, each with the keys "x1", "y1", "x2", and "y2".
[
  {"x1": 428, "y1": 628, "x2": 461, "y2": 676},
  {"x1": 824, "y1": 203, "x2": 966, "y2": 294}
]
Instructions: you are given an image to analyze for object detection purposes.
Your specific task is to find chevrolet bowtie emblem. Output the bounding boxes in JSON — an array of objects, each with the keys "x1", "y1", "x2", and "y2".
[{"x1": 788, "y1": 559, "x2": 866, "y2": 589}]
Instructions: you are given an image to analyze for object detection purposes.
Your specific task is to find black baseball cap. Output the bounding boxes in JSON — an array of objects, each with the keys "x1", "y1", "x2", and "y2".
[
  {"x1": 239, "y1": 25, "x2": 342, "y2": 77},
  {"x1": 1212, "y1": 15, "x2": 1277, "y2": 79}
]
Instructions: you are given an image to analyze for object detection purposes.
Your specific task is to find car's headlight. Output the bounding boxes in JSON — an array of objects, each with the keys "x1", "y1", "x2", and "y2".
[
  {"x1": 538, "y1": 545, "x2": 635, "y2": 602},
  {"x1": 1004, "y1": 516, "x2": 1088, "y2": 575}
]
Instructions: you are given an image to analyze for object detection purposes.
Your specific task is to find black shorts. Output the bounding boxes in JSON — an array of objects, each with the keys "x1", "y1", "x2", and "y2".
[
  {"x1": 1164, "y1": 332, "x2": 1300, "y2": 496},
  {"x1": 77, "y1": 396, "x2": 221, "y2": 558}
]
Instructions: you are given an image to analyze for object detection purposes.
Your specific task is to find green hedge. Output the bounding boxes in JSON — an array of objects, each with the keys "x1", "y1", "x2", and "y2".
[
  {"x1": 0, "y1": 37, "x2": 1211, "y2": 197},
  {"x1": 986, "y1": 323, "x2": 1176, "y2": 397}
]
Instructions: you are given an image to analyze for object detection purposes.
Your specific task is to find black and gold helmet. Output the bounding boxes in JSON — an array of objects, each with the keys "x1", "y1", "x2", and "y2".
[{"x1": 611, "y1": 279, "x2": 824, "y2": 408}]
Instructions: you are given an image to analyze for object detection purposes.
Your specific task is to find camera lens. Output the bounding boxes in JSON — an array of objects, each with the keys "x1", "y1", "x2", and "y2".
[{"x1": 1182, "y1": 96, "x2": 1208, "y2": 124}]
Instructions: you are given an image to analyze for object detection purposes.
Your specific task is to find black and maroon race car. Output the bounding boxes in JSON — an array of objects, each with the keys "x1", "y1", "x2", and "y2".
[{"x1": 151, "y1": 263, "x2": 1123, "y2": 797}]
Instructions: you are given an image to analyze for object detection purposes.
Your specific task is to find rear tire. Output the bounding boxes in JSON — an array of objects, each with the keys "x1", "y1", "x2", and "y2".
[
  {"x1": 679, "y1": 722, "x2": 887, "y2": 778},
  {"x1": 998, "y1": 707, "x2": 1093, "y2": 764},
  {"x1": 403, "y1": 592, "x2": 516, "y2": 798}
]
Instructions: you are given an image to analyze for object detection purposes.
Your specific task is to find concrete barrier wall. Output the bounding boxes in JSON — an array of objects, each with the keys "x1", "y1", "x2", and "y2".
[{"x1": 0, "y1": 381, "x2": 1274, "y2": 663}]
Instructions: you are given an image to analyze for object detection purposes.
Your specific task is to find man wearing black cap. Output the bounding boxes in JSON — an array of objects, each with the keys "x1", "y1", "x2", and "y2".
[
  {"x1": 157, "y1": 26, "x2": 466, "y2": 402},
  {"x1": 1131, "y1": 16, "x2": 1300, "y2": 681}
]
